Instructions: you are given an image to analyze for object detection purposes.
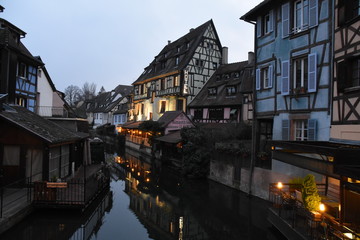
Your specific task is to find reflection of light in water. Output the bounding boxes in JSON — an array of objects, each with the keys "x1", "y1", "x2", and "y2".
[{"x1": 179, "y1": 216, "x2": 184, "y2": 240}]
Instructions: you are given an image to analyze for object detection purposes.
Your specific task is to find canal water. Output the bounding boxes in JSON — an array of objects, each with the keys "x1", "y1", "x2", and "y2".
[{"x1": 0, "y1": 148, "x2": 284, "y2": 240}]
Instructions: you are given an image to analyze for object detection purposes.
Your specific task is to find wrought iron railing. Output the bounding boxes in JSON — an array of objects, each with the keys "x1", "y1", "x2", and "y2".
[
  {"x1": 33, "y1": 166, "x2": 110, "y2": 208},
  {"x1": 268, "y1": 183, "x2": 360, "y2": 240},
  {"x1": 0, "y1": 177, "x2": 32, "y2": 218}
]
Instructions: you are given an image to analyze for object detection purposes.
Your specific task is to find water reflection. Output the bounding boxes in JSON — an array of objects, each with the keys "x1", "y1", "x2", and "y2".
[
  {"x1": 115, "y1": 149, "x2": 280, "y2": 240},
  {"x1": 1, "y1": 190, "x2": 113, "y2": 240},
  {"x1": 0, "y1": 147, "x2": 283, "y2": 240}
]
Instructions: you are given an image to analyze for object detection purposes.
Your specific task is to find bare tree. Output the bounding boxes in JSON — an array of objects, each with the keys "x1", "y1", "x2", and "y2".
[
  {"x1": 64, "y1": 85, "x2": 81, "y2": 106},
  {"x1": 81, "y1": 82, "x2": 97, "y2": 100}
]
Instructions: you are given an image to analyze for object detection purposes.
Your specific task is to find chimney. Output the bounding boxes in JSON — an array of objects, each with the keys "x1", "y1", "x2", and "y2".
[
  {"x1": 189, "y1": 28, "x2": 194, "y2": 32},
  {"x1": 248, "y1": 51, "x2": 255, "y2": 65},
  {"x1": 168, "y1": 40, "x2": 171, "y2": 45},
  {"x1": 222, "y1": 47, "x2": 228, "y2": 65}
]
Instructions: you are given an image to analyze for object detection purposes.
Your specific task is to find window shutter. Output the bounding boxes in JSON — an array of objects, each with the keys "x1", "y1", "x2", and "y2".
[
  {"x1": 308, "y1": 119, "x2": 317, "y2": 141},
  {"x1": 281, "y1": 60, "x2": 290, "y2": 95},
  {"x1": 269, "y1": 10, "x2": 274, "y2": 32},
  {"x1": 257, "y1": 16, "x2": 262, "y2": 38},
  {"x1": 282, "y1": 3, "x2": 290, "y2": 38},
  {"x1": 268, "y1": 65, "x2": 273, "y2": 88},
  {"x1": 308, "y1": 53, "x2": 317, "y2": 93},
  {"x1": 256, "y1": 68, "x2": 261, "y2": 90},
  {"x1": 309, "y1": 0, "x2": 318, "y2": 28},
  {"x1": 282, "y1": 120, "x2": 290, "y2": 140}
]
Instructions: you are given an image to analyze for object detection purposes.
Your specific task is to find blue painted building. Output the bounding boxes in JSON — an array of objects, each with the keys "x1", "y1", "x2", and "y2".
[{"x1": 242, "y1": 0, "x2": 332, "y2": 166}]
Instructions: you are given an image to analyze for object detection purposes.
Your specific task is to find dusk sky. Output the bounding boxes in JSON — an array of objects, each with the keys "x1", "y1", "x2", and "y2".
[{"x1": 1, "y1": 0, "x2": 262, "y2": 93}]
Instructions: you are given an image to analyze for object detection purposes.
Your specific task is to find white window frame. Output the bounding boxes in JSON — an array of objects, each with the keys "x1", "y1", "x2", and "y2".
[
  {"x1": 294, "y1": 119, "x2": 308, "y2": 141},
  {"x1": 294, "y1": 0, "x2": 309, "y2": 32}
]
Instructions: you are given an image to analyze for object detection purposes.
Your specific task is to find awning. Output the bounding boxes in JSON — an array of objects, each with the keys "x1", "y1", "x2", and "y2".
[
  {"x1": 122, "y1": 121, "x2": 143, "y2": 129},
  {"x1": 155, "y1": 131, "x2": 182, "y2": 144}
]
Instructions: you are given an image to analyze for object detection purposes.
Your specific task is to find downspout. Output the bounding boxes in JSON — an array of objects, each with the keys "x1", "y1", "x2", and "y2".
[{"x1": 241, "y1": 17, "x2": 257, "y2": 196}]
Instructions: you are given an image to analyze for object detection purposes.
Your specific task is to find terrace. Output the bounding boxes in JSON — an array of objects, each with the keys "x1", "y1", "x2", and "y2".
[{"x1": 268, "y1": 182, "x2": 360, "y2": 240}]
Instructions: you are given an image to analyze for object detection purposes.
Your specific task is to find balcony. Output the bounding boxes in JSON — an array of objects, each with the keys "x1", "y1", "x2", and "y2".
[
  {"x1": 134, "y1": 93, "x2": 148, "y2": 101},
  {"x1": 268, "y1": 182, "x2": 360, "y2": 240},
  {"x1": 156, "y1": 86, "x2": 181, "y2": 97},
  {"x1": 36, "y1": 106, "x2": 68, "y2": 117}
]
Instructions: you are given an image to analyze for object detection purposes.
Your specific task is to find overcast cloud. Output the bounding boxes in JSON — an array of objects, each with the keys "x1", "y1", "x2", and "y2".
[{"x1": 1, "y1": 0, "x2": 261, "y2": 92}]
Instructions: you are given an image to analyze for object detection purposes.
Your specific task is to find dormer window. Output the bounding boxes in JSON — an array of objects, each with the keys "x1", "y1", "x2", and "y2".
[
  {"x1": 208, "y1": 87, "x2": 217, "y2": 97},
  {"x1": 177, "y1": 46, "x2": 181, "y2": 53},
  {"x1": 175, "y1": 57, "x2": 179, "y2": 65},
  {"x1": 186, "y1": 42, "x2": 190, "y2": 49},
  {"x1": 224, "y1": 74, "x2": 230, "y2": 79},
  {"x1": 226, "y1": 86, "x2": 237, "y2": 96},
  {"x1": 216, "y1": 75, "x2": 221, "y2": 81},
  {"x1": 234, "y1": 72, "x2": 240, "y2": 78}
]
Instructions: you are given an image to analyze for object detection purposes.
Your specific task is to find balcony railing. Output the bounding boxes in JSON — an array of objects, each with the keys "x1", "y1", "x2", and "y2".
[
  {"x1": 134, "y1": 93, "x2": 148, "y2": 100},
  {"x1": 156, "y1": 86, "x2": 181, "y2": 97},
  {"x1": 268, "y1": 183, "x2": 360, "y2": 240},
  {"x1": 36, "y1": 106, "x2": 68, "y2": 117}
]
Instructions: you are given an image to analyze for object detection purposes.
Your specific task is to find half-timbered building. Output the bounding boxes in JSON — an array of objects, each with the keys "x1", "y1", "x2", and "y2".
[
  {"x1": 131, "y1": 20, "x2": 223, "y2": 121},
  {"x1": 242, "y1": 1, "x2": 360, "y2": 237},
  {"x1": 188, "y1": 53, "x2": 254, "y2": 124},
  {"x1": 0, "y1": 18, "x2": 43, "y2": 112}
]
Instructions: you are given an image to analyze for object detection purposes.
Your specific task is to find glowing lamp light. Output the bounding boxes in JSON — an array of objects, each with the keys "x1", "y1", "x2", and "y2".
[
  {"x1": 137, "y1": 172, "x2": 140, "y2": 176},
  {"x1": 146, "y1": 178, "x2": 150, "y2": 182},
  {"x1": 319, "y1": 203, "x2": 325, "y2": 212},
  {"x1": 277, "y1": 182, "x2": 283, "y2": 190},
  {"x1": 131, "y1": 168, "x2": 134, "y2": 172},
  {"x1": 344, "y1": 233, "x2": 354, "y2": 239}
]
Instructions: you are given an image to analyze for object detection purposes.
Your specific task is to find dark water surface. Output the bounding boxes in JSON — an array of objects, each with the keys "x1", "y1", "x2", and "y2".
[{"x1": 0, "y1": 150, "x2": 284, "y2": 240}]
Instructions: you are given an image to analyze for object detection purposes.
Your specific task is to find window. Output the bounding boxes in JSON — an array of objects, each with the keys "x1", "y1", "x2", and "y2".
[
  {"x1": 293, "y1": 57, "x2": 308, "y2": 90},
  {"x1": 209, "y1": 108, "x2": 224, "y2": 120},
  {"x1": 175, "y1": 57, "x2": 179, "y2": 65},
  {"x1": 17, "y1": 62, "x2": 26, "y2": 78},
  {"x1": 256, "y1": 65, "x2": 273, "y2": 90},
  {"x1": 177, "y1": 46, "x2": 180, "y2": 53},
  {"x1": 234, "y1": 72, "x2": 240, "y2": 78},
  {"x1": 282, "y1": 119, "x2": 317, "y2": 141},
  {"x1": 226, "y1": 86, "x2": 237, "y2": 96},
  {"x1": 161, "y1": 79, "x2": 166, "y2": 90},
  {"x1": 257, "y1": 11, "x2": 274, "y2": 37},
  {"x1": 337, "y1": 57, "x2": 360, "y2": 91},
  {"x1": 194, "y1": 109, "x2": 203, "y2": 120},
  {"x1": 195, "y1": 59, "x2": 204, "y2": 68},
  {"x1": 338, "y1": 0, "x2": 360, "y2": 25},
  {"x1": 294, "y1": 0, "x2": 309, "y2": 32},
  {"x1": 213, "y1": 62, "x2": 218, "y2": 69},
  {"x1": 294, "y1": 120, "x2": 308, "y2": 141},
  {"x1": 174, "y1": 75, "x2": 180, "y2": 86},
  {"x1": 282, "y1": 0, "x2": 318, "y2": 38},
  {"x1": 160, "y1": 101, "x2": 166, "y2": 113},
  {"x1": 141, "y1": 104, "x2": 144, "y2": 115},
  {"x1": 167, "y1": 77, "x2": 173, "y2": 88},
  {"x1": 208, "y1": 87, "x2": 217, "y2": 97},
  {"x1": 281, "y1": 53, "x2": 317, "y2": 95}
]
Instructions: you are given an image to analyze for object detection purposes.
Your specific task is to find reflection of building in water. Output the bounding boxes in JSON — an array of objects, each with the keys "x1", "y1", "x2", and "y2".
[
  {"x1": 124, "y1": 170, "x2": 209, "y2": 240},
  {"x1": 1, "y1": 190, "x2": 113, "y2": 240}
]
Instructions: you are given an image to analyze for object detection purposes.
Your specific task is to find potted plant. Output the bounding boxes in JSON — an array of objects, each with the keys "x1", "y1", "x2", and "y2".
[{"x1": 302, "y1": 174, "x2": 321, "y2": 212}]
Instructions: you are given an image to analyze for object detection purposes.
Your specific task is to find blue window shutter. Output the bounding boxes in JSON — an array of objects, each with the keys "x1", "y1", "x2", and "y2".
[
  {"x1": 282, "y1": 3, "x2": 290, "y2": 38},
  {"x1": 269, "y1": 10, "x2": 274, "y2": 32},
  {"x1": 256, "y1": 68, "x2": 261, "y2": 90},
  {"x1": 282, "y1": 120, "x2": 290, "y2": 140},
  {"x1": 308, "y1": 119, "x2": 317, "y2": 141},
  {"x1": 309, "y1": 0, "x2": 318, "y2": 28},
  {"x1": 308, "y1": 53, "x2": 317, "y2": 92},
  {"x1": 257, "y1": 16, "x2": 262, "y2": 38},
  {"x1": 281, "y1": 60, "x2": 290, "y2": 95},
  {"x1": 268, "y1": 65, "x2": 273, "y2": 88}
]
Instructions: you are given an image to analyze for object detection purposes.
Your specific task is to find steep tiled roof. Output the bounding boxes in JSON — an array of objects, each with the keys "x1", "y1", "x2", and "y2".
[
  {"x1": 0, "y1": 18, "x2": 43, "y2": 66},
  {"x1": 85, "y1": 84, "x2": 132, "y2": 113},
  {"x1": 240, "y1": 0, "x2": 274, "y2": 22},
  {"x1": 188, "y1": 61, "x2": 254, "y2": 108},
  {"x1": 0, "y1": 105, "x2": 82, "y2": 144},
  {"x1": 133, "y1": 19, "x2": 221, "y2": 85}
]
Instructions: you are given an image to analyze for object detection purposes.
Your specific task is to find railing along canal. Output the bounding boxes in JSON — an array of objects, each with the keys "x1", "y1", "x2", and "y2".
[
  {"x1": 33, "y1": 166, "x2": 110, "y2": 208},
  {"x1": 269, "y1": 183, "x2": 360, "y2": 240}
]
